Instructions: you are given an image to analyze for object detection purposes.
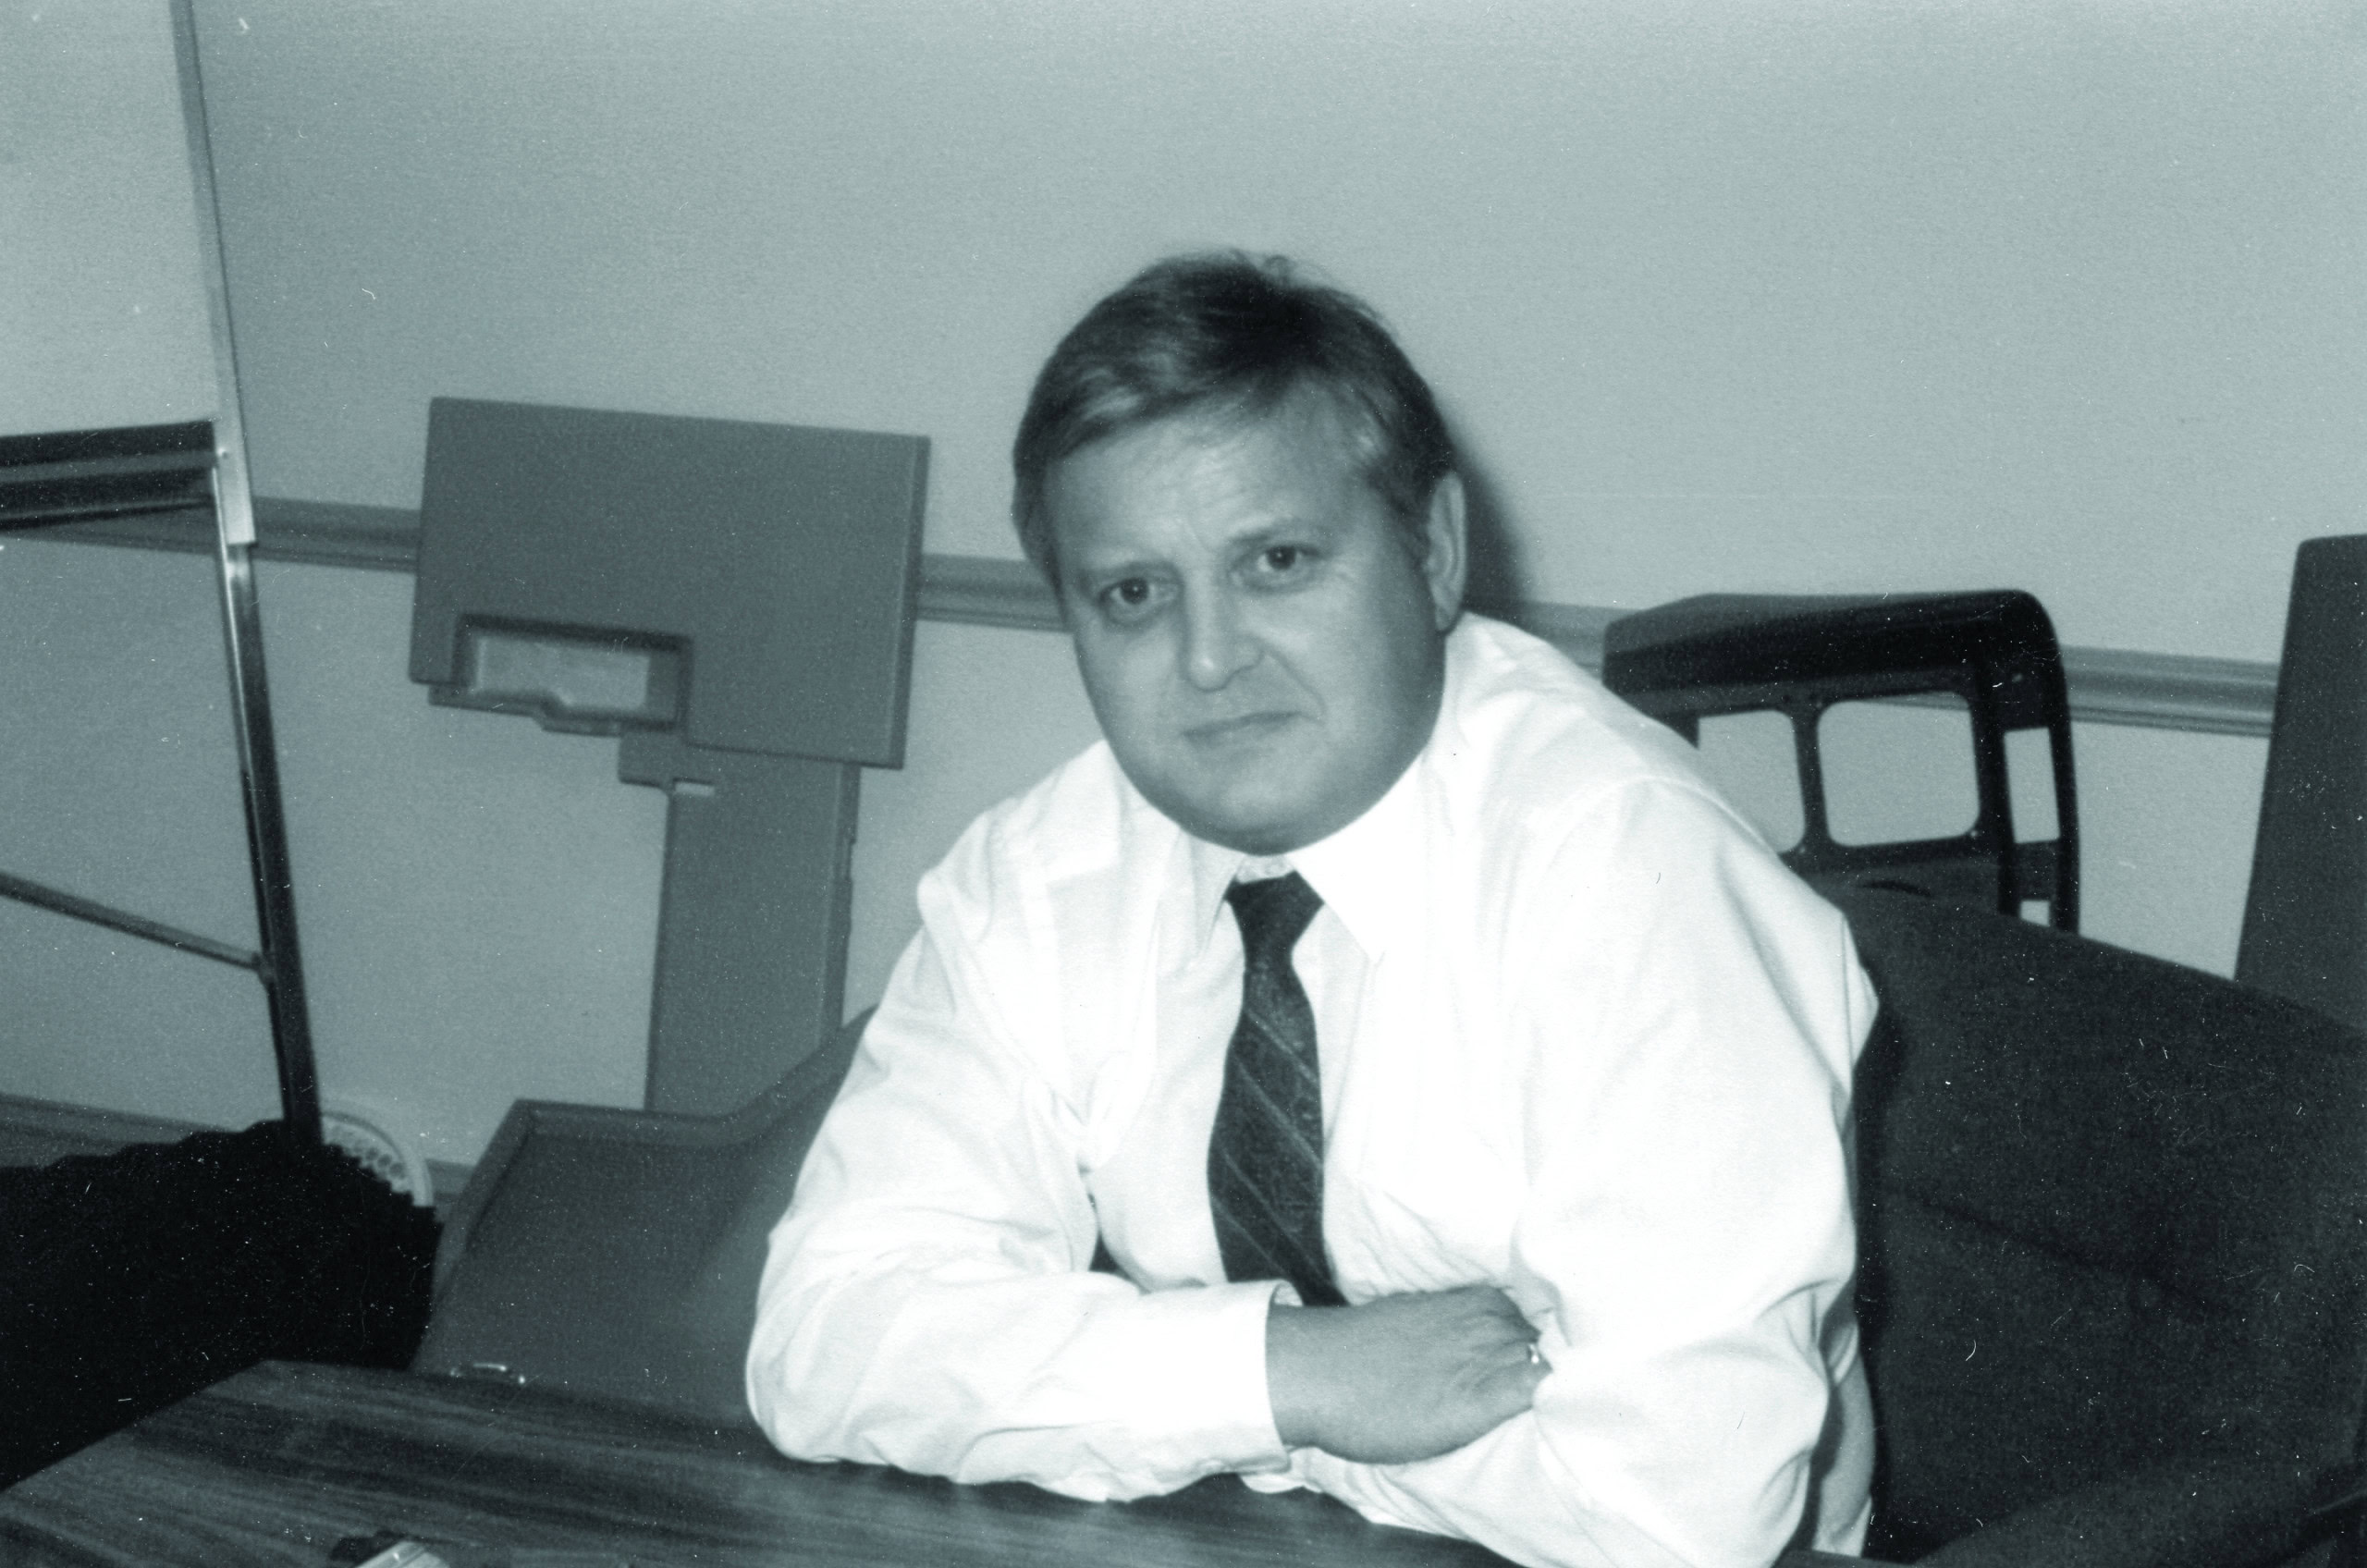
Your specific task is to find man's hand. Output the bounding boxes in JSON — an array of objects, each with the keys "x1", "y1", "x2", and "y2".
[{"x1": 1265, "y1": 1285, "x2": 1547, "y2": 1464}]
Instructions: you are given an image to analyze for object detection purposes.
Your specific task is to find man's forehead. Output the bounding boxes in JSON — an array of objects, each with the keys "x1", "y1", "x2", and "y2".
[
  {"x1": 1057, "y1": 393, "x2": 1367, "y2": 504},
  {"x1": 1089, "y1": 386, "x2": 1368, "y2": 476},
  {"x1": 1049, "y1": 406, "x2": 1372, "y2": 568}
]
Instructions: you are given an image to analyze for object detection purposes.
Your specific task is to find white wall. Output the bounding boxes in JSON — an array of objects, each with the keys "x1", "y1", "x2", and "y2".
[
  {"x1": 0, "y1": 0, "x2": 215, "y2": 435},
  {"x1": 196, "y1": 1, "x2": 2364, "y2": 662},
  {"x1": 0, "y1": 539, "x2": 271, "y2": 1125},
  {"x1": 2, "y1": 0, "x2": 2353, "y2": 1165},
  {"x1": 2076, "y1": 723, "x2": 2266, "y2": 974}
]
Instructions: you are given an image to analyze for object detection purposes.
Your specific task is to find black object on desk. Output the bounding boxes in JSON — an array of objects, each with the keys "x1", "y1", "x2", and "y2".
[{"x1": 0, "y1": 1124, "x2": 437, "y2": 1489}]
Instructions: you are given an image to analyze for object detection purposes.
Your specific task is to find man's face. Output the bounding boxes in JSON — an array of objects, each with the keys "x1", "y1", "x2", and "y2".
[{"x1": 1043, "y1": 395, "x2": 1466, "y2": 856}]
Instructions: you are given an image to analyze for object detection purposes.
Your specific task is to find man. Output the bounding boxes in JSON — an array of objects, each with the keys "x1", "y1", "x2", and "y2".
[{"x1": 748, "y1": 253, "x2": 1876, "y2": 1568}]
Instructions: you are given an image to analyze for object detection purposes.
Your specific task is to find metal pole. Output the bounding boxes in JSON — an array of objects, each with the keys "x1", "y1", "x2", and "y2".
[
  {"x1": 0, "y1": 868, "x2": 263, "y2": 972},
  {"x1": 171, "y1": 0, "x2": 322, "y2": 1141}
]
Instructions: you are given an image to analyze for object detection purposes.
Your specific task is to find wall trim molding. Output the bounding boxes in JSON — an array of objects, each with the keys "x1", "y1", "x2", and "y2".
[
  {"x1": 2057, "y1": 646, "x2": 2279, "y2": 740},
  {"x1": 38, "y1": 496, "x2": 2278, "y2": 741}
]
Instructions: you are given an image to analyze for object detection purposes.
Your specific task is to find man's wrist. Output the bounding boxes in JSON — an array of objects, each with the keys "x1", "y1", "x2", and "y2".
[{"x1": 1264, "y1": 1298, "x2": 1340, "y2": 1451}]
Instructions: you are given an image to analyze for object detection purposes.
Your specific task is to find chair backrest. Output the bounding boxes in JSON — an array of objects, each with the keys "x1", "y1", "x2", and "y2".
[
  {"x1": 2241, "y1": 534, "x2": 2367, "y2": 1034},
  {"x1": 1832, "y1": 888, "x2": 2367, "y2": 1560},
  {"x1": 411, "y1": 1011, "x2": 867, "y2": 1427},
  {"x1": 1605, "y1": 592, "x2": 2079, "y2": 929}
]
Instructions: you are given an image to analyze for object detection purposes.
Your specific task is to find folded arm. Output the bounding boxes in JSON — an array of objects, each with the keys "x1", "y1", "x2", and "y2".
[{"x1": 747, "y1": 927, "x2": 1291, "y2": 1500}]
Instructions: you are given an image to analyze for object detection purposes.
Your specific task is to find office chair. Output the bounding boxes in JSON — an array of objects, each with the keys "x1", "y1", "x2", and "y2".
[
  {"x1": 1832, "y1": 886, "x2": 2367, "y2": 1567},
  {"x1": 1603, "y1": 592, "x2": 2079, "y2": 929},
  {"x1": 2240, "y1": 534, "x2": 2367, "y2": 1035},
  {"x1": 412, "y1": 1010, "x2": 866, "y2": 1427}
]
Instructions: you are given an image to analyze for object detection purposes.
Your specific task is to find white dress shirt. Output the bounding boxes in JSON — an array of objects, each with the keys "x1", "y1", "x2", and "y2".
[{"x1": 749, "y1": 614, "x2": 1878, "y2": 1568}]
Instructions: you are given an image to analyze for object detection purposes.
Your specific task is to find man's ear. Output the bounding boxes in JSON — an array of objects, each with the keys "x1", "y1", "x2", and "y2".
[{"x1": 1420, "y1": 472, "x2": 1469, "y2": 632}]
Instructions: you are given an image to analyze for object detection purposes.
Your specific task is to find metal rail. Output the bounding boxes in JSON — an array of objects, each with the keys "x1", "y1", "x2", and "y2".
[
  {"x1": 171, "y1": 0, "x2": 321, "y2": 1140},
  {"x1": 0, "y1": 871, "x2": 261, "y2": 974}
]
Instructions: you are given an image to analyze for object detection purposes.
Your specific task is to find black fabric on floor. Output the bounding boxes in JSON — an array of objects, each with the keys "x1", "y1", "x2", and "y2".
[{"x1": 0, "y1": 1120, "x2": 439, "y2": 1488}]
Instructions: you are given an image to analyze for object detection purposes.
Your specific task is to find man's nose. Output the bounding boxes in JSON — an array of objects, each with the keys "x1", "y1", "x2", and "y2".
[{"x1": 1182, "y1": 590, "x2": 1259, "y2": 691}]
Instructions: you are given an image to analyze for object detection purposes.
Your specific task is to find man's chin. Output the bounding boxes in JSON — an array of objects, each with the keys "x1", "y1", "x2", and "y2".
[{"x1": 1153, "y1": 778, "x2": 1331, "y2": 857}]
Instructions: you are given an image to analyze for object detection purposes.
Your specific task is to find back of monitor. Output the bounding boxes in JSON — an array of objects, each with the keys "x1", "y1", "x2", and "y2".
[{"x1": 409, "y1": 398, "x2": 926, "y2": 1113}]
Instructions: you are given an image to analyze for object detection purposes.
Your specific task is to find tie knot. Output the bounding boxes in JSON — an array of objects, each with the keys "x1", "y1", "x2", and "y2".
[{"x1": 1226, "y1": 871, "x2": 1323, "y2": 962}]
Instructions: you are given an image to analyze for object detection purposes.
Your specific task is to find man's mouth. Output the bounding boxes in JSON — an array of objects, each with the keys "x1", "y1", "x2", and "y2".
[{"x1": 1184, "y1": 712, "x2": 1302, "y2": 746}]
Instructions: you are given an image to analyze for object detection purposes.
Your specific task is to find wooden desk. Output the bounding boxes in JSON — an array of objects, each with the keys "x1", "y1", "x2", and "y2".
[{"x1": 0, "y1": 1362, "x2": 1865, "y2": 1568}]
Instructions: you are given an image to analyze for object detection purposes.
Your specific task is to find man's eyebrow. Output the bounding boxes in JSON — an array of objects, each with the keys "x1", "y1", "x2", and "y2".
[
  {"x1": 1228, "y1": 514, "x2": 1340, "y2": 552},
  {"x1": 1067, "y1": 549, "x2": 1160, "y2": 580}
]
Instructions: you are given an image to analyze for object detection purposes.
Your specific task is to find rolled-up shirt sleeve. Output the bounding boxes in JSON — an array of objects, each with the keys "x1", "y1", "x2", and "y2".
[{"x1": 747, "y1": 888, "x2": 1290, "y2": 1500}]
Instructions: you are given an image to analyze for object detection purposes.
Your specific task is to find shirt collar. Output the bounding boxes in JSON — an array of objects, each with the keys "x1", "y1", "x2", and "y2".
[{"x1": 1188, "y1": 838, "x2": 1253, "y2": 949}]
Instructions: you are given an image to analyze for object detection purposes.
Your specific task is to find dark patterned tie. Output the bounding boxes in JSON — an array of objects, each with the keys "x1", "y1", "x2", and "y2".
[{"x1": 1207, "y1": 872, "x2": 1344, "y2": 1307}]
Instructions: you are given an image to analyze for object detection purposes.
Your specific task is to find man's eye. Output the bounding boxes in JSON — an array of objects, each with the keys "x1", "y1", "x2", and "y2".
[
  {"x1": 1098, "y1": 578, "x2": 1161, "y2": 619},
  {"x1": 1257, "y1": 545, "x2": 1310, "y2": 576}
]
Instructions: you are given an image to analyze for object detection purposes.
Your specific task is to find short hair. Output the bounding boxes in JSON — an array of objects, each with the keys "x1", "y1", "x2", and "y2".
[{"x1": 1011, "y1": 251, "x2": 1457, "y2": 586}]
